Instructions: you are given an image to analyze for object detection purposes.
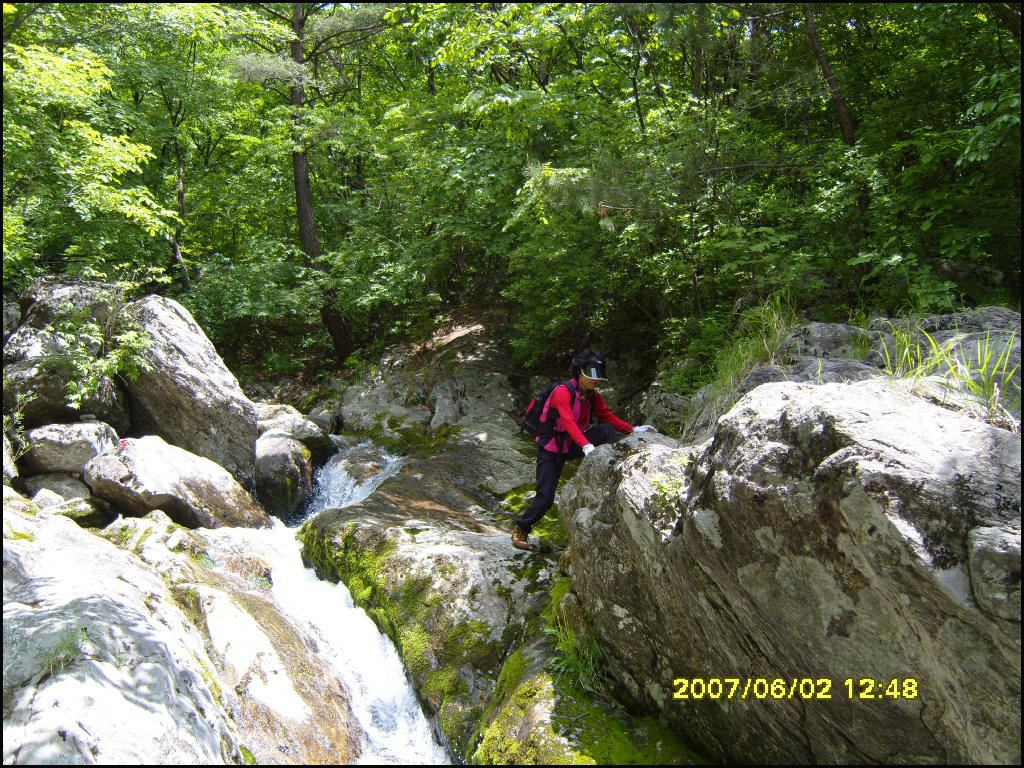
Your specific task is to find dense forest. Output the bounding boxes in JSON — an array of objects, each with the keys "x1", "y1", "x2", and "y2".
[{"x1": 3, "y1": 2, "x2": 1021, "y2": 390}]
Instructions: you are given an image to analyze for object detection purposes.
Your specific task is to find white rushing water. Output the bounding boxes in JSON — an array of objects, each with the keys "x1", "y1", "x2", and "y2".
[{"x1": 218, "y1": 439, "x2": 449, "y2": 765}]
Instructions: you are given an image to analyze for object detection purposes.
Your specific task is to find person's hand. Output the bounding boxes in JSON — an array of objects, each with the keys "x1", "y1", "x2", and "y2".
[
  {"x1": 582, "y1": 443, "x2": 595, "y2": 456},
  {"x1": 633, "y1": 425, "x2": 657, "y2": 433}
]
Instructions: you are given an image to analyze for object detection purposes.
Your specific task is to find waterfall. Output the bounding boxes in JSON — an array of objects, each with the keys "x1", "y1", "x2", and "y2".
[{"x1": 226, "y1": 438, "x2": 449, "y2": 765}]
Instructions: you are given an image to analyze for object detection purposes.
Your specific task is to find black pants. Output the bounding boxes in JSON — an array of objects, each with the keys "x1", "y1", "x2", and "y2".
[{"x1": 515, "y1": 423, "x2": 623, "y2": 533}]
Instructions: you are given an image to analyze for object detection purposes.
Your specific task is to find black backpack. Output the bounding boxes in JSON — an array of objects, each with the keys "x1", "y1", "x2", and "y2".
[{"x1": 521, "y1": 380, "x2": 577, "y2": 440}]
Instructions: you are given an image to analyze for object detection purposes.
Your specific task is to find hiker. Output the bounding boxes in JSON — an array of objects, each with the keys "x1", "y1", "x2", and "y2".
[{"x1": 512, "y1": 348, "x2": 656, "y2": 551}]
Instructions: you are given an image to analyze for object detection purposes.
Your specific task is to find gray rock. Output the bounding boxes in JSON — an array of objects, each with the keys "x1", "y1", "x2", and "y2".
[
  {"x1": 103, "y1": 511, "x2": 364, "y2": 764},
  {"x1": 256, "y1": 401, "x2": 333, "y2": 462},
  {"x1": 254, "y1": 430, "x2": 313, "y2": 518},
  {"x1": 968, "y1": 525, "x2": 1021, "y2": 621},
  {"x1": 789, "y1": 356, "x2": 882, "y2": 384},
  {"x1": 872, "y1": 306, "x2": 1021, "y2": 336},
  {"x1": 84, "y1": 435, "x2": 272, "y2": 529},
  {"x1": 782, "y1": 321, "x2": 877, "y2": 360},
  {"x1": 24, "y1": 421, "x2": 119, "y2": 475},
  {"x1": 122, "y1": 296, "x2": 258, "y2": 484},
  {"x1": 2, "y1": 301, "x2": 19, "y2": 345},
  {"x1": 18, "y1": 275, "x2": 118, "y2": 329},
  {"x1": 3, "y1": 486, "x2": 247, "y2": 764},
  {"x1": 736, "y1": 365, "x2": 788, "y2": 395},
  {"x1": 2, "y1": 323, "x2": 68, "y2": 364},
  {"x1": 29, "y1": 487, "x2": 65, "y2": 508},
  {"x1": 3, "y1": 328, "x2": 131, "y2": 432},
  {"x1": 23, "y1": 473, "x2": 92, "y2": 503},
  {"x1": 302, "y1": 471, "x2": 557, "y2": 759},
  {"x1": 560, "y1": 379, "x2": 1021, "y2": 765},
  {"x1": 3, "y1": 432, "x2": 16, "y2": 486},
  {"x1": 52, "y1": 496, "x2": 117, "y2": 528}
]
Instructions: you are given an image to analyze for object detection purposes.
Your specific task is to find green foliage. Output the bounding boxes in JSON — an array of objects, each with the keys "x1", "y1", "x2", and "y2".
[
  {"x1": 881, "y1": 323, "x2": 1021, "y2": 431},
  {"x1": 43, "y1": 309, "x2": 153, "y2": 410},
  {"x1": 2, "y1": 380, "x2": 36, "y2": 463},
  {"x1": 543, "y1": 610, "x2": 614, "y2": 698},
  {"x1": 42, "y1": 627, "x2": 91, "y2": 679},
  {"x1": 3, "y1": 3, "x2": 1019, "y2": 373}
]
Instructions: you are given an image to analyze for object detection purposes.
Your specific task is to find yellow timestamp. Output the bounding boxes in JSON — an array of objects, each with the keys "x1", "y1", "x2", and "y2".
[{"x1": 672, "y1": 677, "x2": 920, "y2": 700}]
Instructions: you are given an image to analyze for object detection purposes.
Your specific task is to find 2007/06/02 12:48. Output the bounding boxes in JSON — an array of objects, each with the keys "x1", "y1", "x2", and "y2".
[{"x1": 673, "y1": 677, "x2": 920, "y2": 700}]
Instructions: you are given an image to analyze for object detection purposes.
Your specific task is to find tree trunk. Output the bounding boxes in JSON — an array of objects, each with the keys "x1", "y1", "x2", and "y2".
[
  {"x1": 290, "y1": 3, "x2": 354, "y2": 362},
  {"x1": 801, "y1": 3, "x2": 868, "y2": 216},
  {"x1": 801, "y1": 3, "x2": 856, "y2": 147},
  {"x1": 170, "y1": 139, "x2": 191, "y2": 287}
]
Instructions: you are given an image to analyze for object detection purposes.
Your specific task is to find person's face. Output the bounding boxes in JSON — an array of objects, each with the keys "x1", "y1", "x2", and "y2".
[{"x1": 578, "y1": 372, "x2": 599, "y2": 390}]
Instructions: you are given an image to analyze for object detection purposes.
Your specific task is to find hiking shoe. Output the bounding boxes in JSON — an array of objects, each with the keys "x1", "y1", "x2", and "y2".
[{"x1": 511, "y1": 524, "x2": 533, "y2": 551}]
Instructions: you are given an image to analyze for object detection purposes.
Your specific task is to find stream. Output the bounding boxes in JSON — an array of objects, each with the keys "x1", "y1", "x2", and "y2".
[{"x1": 210, "y1": 437, "x2": 450, "y2": 765}]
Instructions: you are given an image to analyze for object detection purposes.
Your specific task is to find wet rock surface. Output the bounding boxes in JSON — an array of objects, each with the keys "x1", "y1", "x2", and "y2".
[{"x1": 3, "y1": 488, "x2": 247, "y2": 765}]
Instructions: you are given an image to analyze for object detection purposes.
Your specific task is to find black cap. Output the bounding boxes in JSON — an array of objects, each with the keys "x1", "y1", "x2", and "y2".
[{"x1": 572, "y1": 348, "x2": 607, "y2": 381}]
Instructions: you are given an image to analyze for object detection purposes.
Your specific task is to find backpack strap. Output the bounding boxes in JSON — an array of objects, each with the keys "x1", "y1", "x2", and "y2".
[{"x1": 551, "y1": 380, "x2": 577, "y2": 452}]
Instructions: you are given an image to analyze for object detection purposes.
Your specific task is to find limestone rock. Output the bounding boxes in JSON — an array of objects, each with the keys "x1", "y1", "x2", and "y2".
[
  {"x1": 254, "y1": 430, "x2": 313, "y2": 519},
  {"x1": 122, "y1": 295, "x2": 257, "y2": 484},
  {"x1": 24, "y1": 421, "x2": 119, "y2": 475},
  {"x1": 83, "y1": 435, "x2": 271, "y2": 529},
  {"x1": 2, "y1": 486, "x2": 247, "y2": 765},
  {"x1": 560, "y1": 380, "x2": 1021, "y2": 765}
]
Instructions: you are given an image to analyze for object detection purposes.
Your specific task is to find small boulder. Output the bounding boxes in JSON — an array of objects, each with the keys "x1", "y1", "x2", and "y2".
[
  {"x1": 24, "y1": 422, "x2": 119, "y2": 475},
  {"x1": 3, "y1": 432, "x2": 17, "y2": 486},
  {"x1": 3, "y1": 327, "x2": 131, "y2": 432},
  {"x1": 84, "y1": 436, "x2": 271, "y2": 529},
  {"x1": 23, "y1": 473, "x2": 91, "y2": 503},
  {"x1": 256, "y1": 402, "x2": 334, "y2": 463},
  {"x1": 254, "y1": 430, "x2": 313, "y2": 519}
]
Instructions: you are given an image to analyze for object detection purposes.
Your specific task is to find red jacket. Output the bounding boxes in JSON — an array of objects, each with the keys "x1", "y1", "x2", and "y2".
[{"x1": 538, "y1": 378, "x2": 634, "y2": 453}]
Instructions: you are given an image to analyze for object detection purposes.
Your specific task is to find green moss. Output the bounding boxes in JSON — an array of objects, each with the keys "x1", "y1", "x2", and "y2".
[
  {"x1": 400, "y1": 622, "x2": 433, "y2": 680},
  {"x1": 132, "y1": 524, "x2": 155, "y2": 555},
  {"x1": 542, "y1": 577, "x2": 573, "y2": 624},
  {"x1": 7, "y1": 529, "x2": 36, "y2": 542},
  {"x1": 551, "y1": 679, "x2": 708, "y2": 765},
  {"x1": 443, "y1": 620, "x2": 501, "y2": 670},
  {"x1": 472, "y1": 674, "x2": 594, "y2": 765},
  {"x1": 425, "y1": 666, "x2": 469, "y2": 701},
  {"x1": 103, "y1": 524, "x2": 135, "y2": 549},
  {"x1": 239, "y1": 744, "x2": 257, "y2": 765}
]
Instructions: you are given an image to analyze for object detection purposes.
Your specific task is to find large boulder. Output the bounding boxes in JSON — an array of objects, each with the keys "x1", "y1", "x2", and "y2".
[
  {"x1": 121, "y1": 295, "x2": 258, "y2": 484},
  {"x1": 300, "y1": 457, "x2": 699, "y2": 764},
  {"x1": 23, "y1": 421, "x2": 119, "y2": 475},
  {"x1": 2, "y1": 486, "x2": 248, "y2": 764},
  {"x1": 3, "y1": 326, "x2": 131, "y2": 432},
  {"x1": 83, "y1": 436, "x2": 272, "y2": 529},
  {"x1": 17, "y1": 275, "x2": 119, "y2": 329},
  {"x1": 560, "y1": 380, "x2": 1021, "y2": 764},
  {"x1": 3, "y1": 278, "x2": 132, "y2": 431}
]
